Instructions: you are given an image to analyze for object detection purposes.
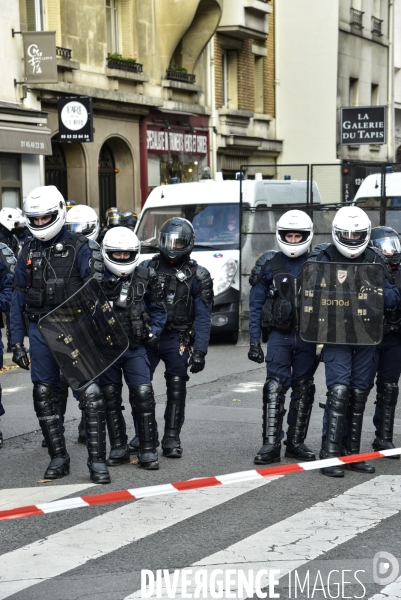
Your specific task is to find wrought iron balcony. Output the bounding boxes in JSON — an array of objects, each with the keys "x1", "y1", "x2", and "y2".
[
  {"x1": 56, "y1": 46, "x2": 72, "y2": 60},
  {"x1": 372, "y1": 16, "x2": 383, "y2": 36},
  {"x1": 350, "y1": 8, "x2": 364, "y2": 29},
  {"x1": 166, "y1": 70, "x2": 196, "y2": 84},
  {"x1": 106, "y1": 58, "x2": 143, "y2": 73}
]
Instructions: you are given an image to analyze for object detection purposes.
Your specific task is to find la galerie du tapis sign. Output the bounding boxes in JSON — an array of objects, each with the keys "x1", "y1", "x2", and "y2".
[
  {"x1": 22, "y1": 31, "x2": 58, "y2": 84},
  {"x1": 341, "y1": 106, "x2": 386, "y2": 145}
]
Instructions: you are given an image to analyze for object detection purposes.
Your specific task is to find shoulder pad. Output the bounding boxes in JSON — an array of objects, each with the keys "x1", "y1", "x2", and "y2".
[
  {"x1": 88, "y1": 238, "x2": 100, "y2": 250},
  {"x1": 249, "y1": 250, "x2": 277, "y2": 286},
  {"x1": 195, "y1": 265, "x2": 213, "y2": 306},
  {"x1": 196, "y1": 265, "x2": 211, "y2": 280},
  {"x1": 188, "y1": 258, "x2": 197, "y2": 266},
  {"x1": 0, "y1": 242, "x2": 16, "y2": 275},
  {"x1": 308, "y1": 243, "x2": 331, "y2": 262}
]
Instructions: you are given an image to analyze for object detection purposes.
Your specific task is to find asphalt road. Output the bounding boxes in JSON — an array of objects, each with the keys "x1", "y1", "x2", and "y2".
[{"x1": 0, "y1": 335, "x2": 400, "y2": 600}]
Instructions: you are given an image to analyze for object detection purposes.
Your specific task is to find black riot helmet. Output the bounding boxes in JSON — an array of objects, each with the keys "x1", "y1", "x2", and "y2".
[
  {"x1": 107, "y1": 210, "x2": 124, "y2": 228},
  {"x1": 123, "y1": 210, "x2": 138, "y2": 231},
  {"x1": 158, "y1": 217, "x2": 195, "y2": 264},
  {"x1": 369, "y1": 226, "x2": 401, "y2": 266}
]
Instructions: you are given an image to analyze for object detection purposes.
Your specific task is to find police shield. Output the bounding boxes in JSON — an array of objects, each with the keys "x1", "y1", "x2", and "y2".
[
  {"x1": 38, "y1": 278, "x2": 129, "y2": 390},
  {"x1": 300, "y1": 261, "x2": 384, "y2": 345}
]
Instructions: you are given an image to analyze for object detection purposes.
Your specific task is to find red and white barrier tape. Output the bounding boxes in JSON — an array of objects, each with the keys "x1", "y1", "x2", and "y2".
[{"x1": 1, "y1": 448, "x2": 399, "y2": 521}]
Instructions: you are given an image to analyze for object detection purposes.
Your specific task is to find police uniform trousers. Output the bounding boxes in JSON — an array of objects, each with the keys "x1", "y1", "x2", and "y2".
[
  {"x1": 322, "y1": 344, "x2": 376, "y2": 439},
  {"x1": 29, "y1": 323, "x2": 62, "y2": 391},
  {"x1": 265, "y1": 329, "x2": 317, "y2": 440},
  {"x1": 0, "y1": 332, "x2": 4, "y2": 447},
  {"x1": 369, "y1": 332, "x2": 401, "y2": 435}
]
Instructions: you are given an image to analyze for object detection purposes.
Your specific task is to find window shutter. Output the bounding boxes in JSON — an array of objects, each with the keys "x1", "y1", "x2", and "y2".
[
  {"x1": 120, "y1": 0, "x2": 134, "y2": 57},
  {"x1": 227, "y1": 51, "x2": 238, "y2": 110},
  {"x1": 26, "y1": 0, "x2": 36, "y2": 31},
  {"x1": 45, "y1": 0, "x2": 61, "y2": 46},
  {"x1": 254, "y1": 56, "x2": 264, "y2": 113}
]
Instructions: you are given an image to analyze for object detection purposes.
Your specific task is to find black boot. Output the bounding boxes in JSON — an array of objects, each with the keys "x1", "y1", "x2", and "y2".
[
  {"x1": 162, "y1": 376, "x2": 186, "y2": 458},
  {"x1": 129, "y1": 434, "x2": 140, "y2": 454},
  {"x1": 129, "y1": 385, "x2": 159, "y2": 469},
  {"x1": 33, "y1": 383, "x2": 70, "y2": 479},
  {"x1": 254, "y1": 378, "x2": 285, "y2": 465},
  {"x1": 285, "y1": 378, "x2": 316, "y2": 461},
  {"x1": 372, "y1": 382, "x2": 400, "y2": 459},
  {"x1": 102, "y1": 384, "x2": 130, "y2": 466},
  {"x1": 320, "y1": 384, "x2": 349, "y2": 477},
  {"x1": 80, "y1": 383, "x2": 110, "y2": 484},
  {"x1": 344, "y1": 388, "x2": 375, "y2": 473}
]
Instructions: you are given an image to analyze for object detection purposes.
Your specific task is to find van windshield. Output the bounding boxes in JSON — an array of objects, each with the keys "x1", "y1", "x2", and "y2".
[{"x1": 137, "y1": 203, "x2": 240, "y2": 253}]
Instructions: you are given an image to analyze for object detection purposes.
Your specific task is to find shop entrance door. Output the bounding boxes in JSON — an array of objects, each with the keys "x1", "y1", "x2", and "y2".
[
  {"x1": 98, "y1": 143, "x2": 116, "y2": 220},
  {"x1": 45, "y1": 142, "x2": 68, "y2": 199}
]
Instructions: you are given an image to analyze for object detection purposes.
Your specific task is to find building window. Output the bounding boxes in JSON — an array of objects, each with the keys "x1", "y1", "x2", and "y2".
[
  {"x1": 0, "y1": 155, "x2": 21, "y2": 209},
  {"x1": 371, "y1": 84, "x2": 379, "y2": 105},
  {"x1": 106, "y1": 0, "x2": 119, "y2": 54},
  {"x1": 349, "y1": 78, "x2": 359, "y2": 106},
  {"x1": 26, "y1": 0, "x2": 44, "y2": 31},
  {"x1": 222, "y1": 51, "x2": 238, "y2": 110},
  {"x1": 254, "y1": 56, "x2": 264, "y2": 113}
]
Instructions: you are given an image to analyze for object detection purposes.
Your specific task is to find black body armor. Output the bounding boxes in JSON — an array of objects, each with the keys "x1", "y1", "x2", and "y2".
[
  {"x1": 104, "y1": 264, "x2": 163, "y2": 349},
  {"x1": 0, "y1": 242, "x2": 16, "y2": 275},
  {"x1": 384, "y1": 267, "x2": 401, "y2": 334},
  {"x1": 19, "y1": 234, "x2": 102, "y2": 318},
  {"x1": 145, "y1": 255, "x2": 213, "y2": 332},
  {"x1": 0, "y1": 226, "x2": 19, "y2": 258},
  {"x1": 249, "y1": 251, "x2": 299, "y2": 333}
]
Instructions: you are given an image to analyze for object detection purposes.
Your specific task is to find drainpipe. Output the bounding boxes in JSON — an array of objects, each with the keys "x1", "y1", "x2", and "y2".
[{"x1": 388, "y1": 0, "x2": 394, "y2": 161}]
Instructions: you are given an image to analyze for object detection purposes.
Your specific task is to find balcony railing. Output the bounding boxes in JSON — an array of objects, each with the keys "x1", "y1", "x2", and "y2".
[
  {"x1": 350, "y1": 8, "x2": 364, "y2": 29},
  {"x1": 56, "y1": 46, "x2": 72, "y2": 60},
  {"x1": 372, "y1": 16, "x2": 383, "y2": 35},
  {"x1": 106, "y1": 58, "x2": 143, "y2": 73},
  {"x1": 166, "y1": 70, "x2": 196, "y2": 84}
]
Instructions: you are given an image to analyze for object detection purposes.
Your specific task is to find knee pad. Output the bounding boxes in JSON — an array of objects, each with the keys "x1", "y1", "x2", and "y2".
[
  {"x1": 263, "y1": 378, "x2": 284, "y2": 404},
  {"x1": 349, "y1": 388, "x2": 368, "y2": 413},
  {"x1": 326, "y1": 384, "x2": 350, "y2": 414},
  {"x1": 377, "y1": 382, "x2": 399, "y2": 407},
  {"x1": 166, "y1": 376, "x2": 186, "y2": 405},
  {"x1": 101, "y1": 384, "x2": 123, "y2": 410},
  {"x1": 79, "y1": 383, "x2": 105, "y2": 412},
  {"x1": 33, "y1": 382, "x2": 57, "y2": 416},
  {"x1": 129, "y1": 385, "x2": 155, "y2": 414}
]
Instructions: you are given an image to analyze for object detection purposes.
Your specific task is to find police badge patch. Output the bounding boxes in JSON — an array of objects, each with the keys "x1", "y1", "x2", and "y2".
[{"x1": 337, "y1": 270, "x2": 347, "y2": 283}]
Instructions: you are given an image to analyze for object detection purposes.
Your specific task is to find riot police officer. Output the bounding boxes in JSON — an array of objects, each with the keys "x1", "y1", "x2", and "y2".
[
  {"x1": 248, "y1": 210, "x2": 317, "y2": 465},
  {"x1": 0, "y1": 243, "x2": 16, "y2": 448},
  {"x1": 100, "y1": 227, "x2": 166, "y2": 469},
  {"x1": 10, "y1": 185, "x2": 109, "y2": 483},
  {"x1": 368, "y1": 226, "x2": 401, "y2": 458},
  {"x1": 129, "y1": 217, "x2": 213, "y2": 459},
  {"x1": 309, "y1": 207, "x2": 400, "y2": 477}
]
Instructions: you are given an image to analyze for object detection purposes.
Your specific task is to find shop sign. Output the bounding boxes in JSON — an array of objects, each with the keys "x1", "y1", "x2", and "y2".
[
  {"x1": 341, "y1": 106, "x2": 386, "y2": 145},
  {"x1": 22, "y1": 31, "x2": 58, "y2": 84},
  {"x1": 147, "y1": 128, "x2": 207, "y2": 155},
  {"x1": 58, "y1": 97, "x2": 94, "y2": 142}
]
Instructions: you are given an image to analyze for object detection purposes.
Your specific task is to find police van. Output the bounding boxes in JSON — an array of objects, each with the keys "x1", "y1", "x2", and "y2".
[{"x1": 135, "y1": 175, "x2": 321, "y2": 337}]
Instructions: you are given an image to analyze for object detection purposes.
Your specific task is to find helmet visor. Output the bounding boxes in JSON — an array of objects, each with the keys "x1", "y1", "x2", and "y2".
[
  {"x1": 277, "y1": 230, "x2": 311, "y2": 244},
  {"x1": 158, "y1": 232, "x2": 193, "y2": 252},
  {"x1": 334, "y1": 227, "x2": 369, "y2": 247},
  {"x1": 66, "y1": 220, "x2": 97, "y2": 236},
  {"x1": 106, "y1": 250, "x2": 138, "y2": 264},
  {"x1": 26, "y1": 210, "x2": 59, "y2": 230},
  {"x1": 370, "y1": 235, "x2": 401, "y2": 257}
]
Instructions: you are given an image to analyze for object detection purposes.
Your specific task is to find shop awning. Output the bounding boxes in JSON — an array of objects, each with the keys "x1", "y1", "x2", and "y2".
[{"x1": 0, "y1": 122, "x2": 52, "y2": 155}]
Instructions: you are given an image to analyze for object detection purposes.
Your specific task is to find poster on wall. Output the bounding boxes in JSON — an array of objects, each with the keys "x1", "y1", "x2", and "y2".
[{"x1": 58, "y1": 97, "x2": 94, "y2": 143}]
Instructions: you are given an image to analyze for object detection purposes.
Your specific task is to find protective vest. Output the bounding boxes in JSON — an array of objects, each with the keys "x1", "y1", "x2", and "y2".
[
  {"x1": 0, "y1": 242, "x2": 16, "y2": 276},
  {"x1": 103, "y1": 264, "x2": 161, "y2": 349},
  {"x1": 20, "y1": 234, "x2": 89, "y2": 317},
  {"x1": 249, "y1": 251, "x2": 300, "y2": 333},
  {"x1": 0, "y1": 227, "x2": 19, "y2": 258},
  {"x1": 145, "y1": 255, "x2": 213, "y2": 332},
  {"x1": 384, "y1": 266, "x2": 401, "y2": 334}
]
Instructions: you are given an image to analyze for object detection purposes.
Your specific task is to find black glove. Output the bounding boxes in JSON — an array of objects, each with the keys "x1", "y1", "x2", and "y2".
[
  {"x1": 189, "y1": 350, "x2": 206, "y2": 374},
  {"x1": 12, "y1": 343, "x2": 30, "y2": 370},
  {"x1": 143, "y1": 332, "x2": 159, "y2": 351},
  {"x1": 248, "y1": 342, "x2": 264, "y2": 364}
]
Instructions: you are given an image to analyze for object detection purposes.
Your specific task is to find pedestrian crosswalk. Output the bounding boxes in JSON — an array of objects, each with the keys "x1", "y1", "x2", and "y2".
[{"x1": 0, "y1": 476, "x2": 400, "y2": 600}]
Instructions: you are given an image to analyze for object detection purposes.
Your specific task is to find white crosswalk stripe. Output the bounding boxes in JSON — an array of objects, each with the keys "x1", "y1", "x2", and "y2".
[
  {"x1": 367, "y1": 576, "x2": 401, "y2": 599},
  {"x1": 0, "y1": 484, "x2": 95, "y2": 511},
  {"x1": 0, "y1": 476, "x2": 278, "y2": 599},
  {"x1": 126, "y1": 475, "x2": 401, "y2": 599}
]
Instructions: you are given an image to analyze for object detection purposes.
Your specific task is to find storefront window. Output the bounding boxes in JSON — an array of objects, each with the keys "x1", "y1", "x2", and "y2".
[{"x1": 0, "y1": 155, "x2": 21, "y2": 209}]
